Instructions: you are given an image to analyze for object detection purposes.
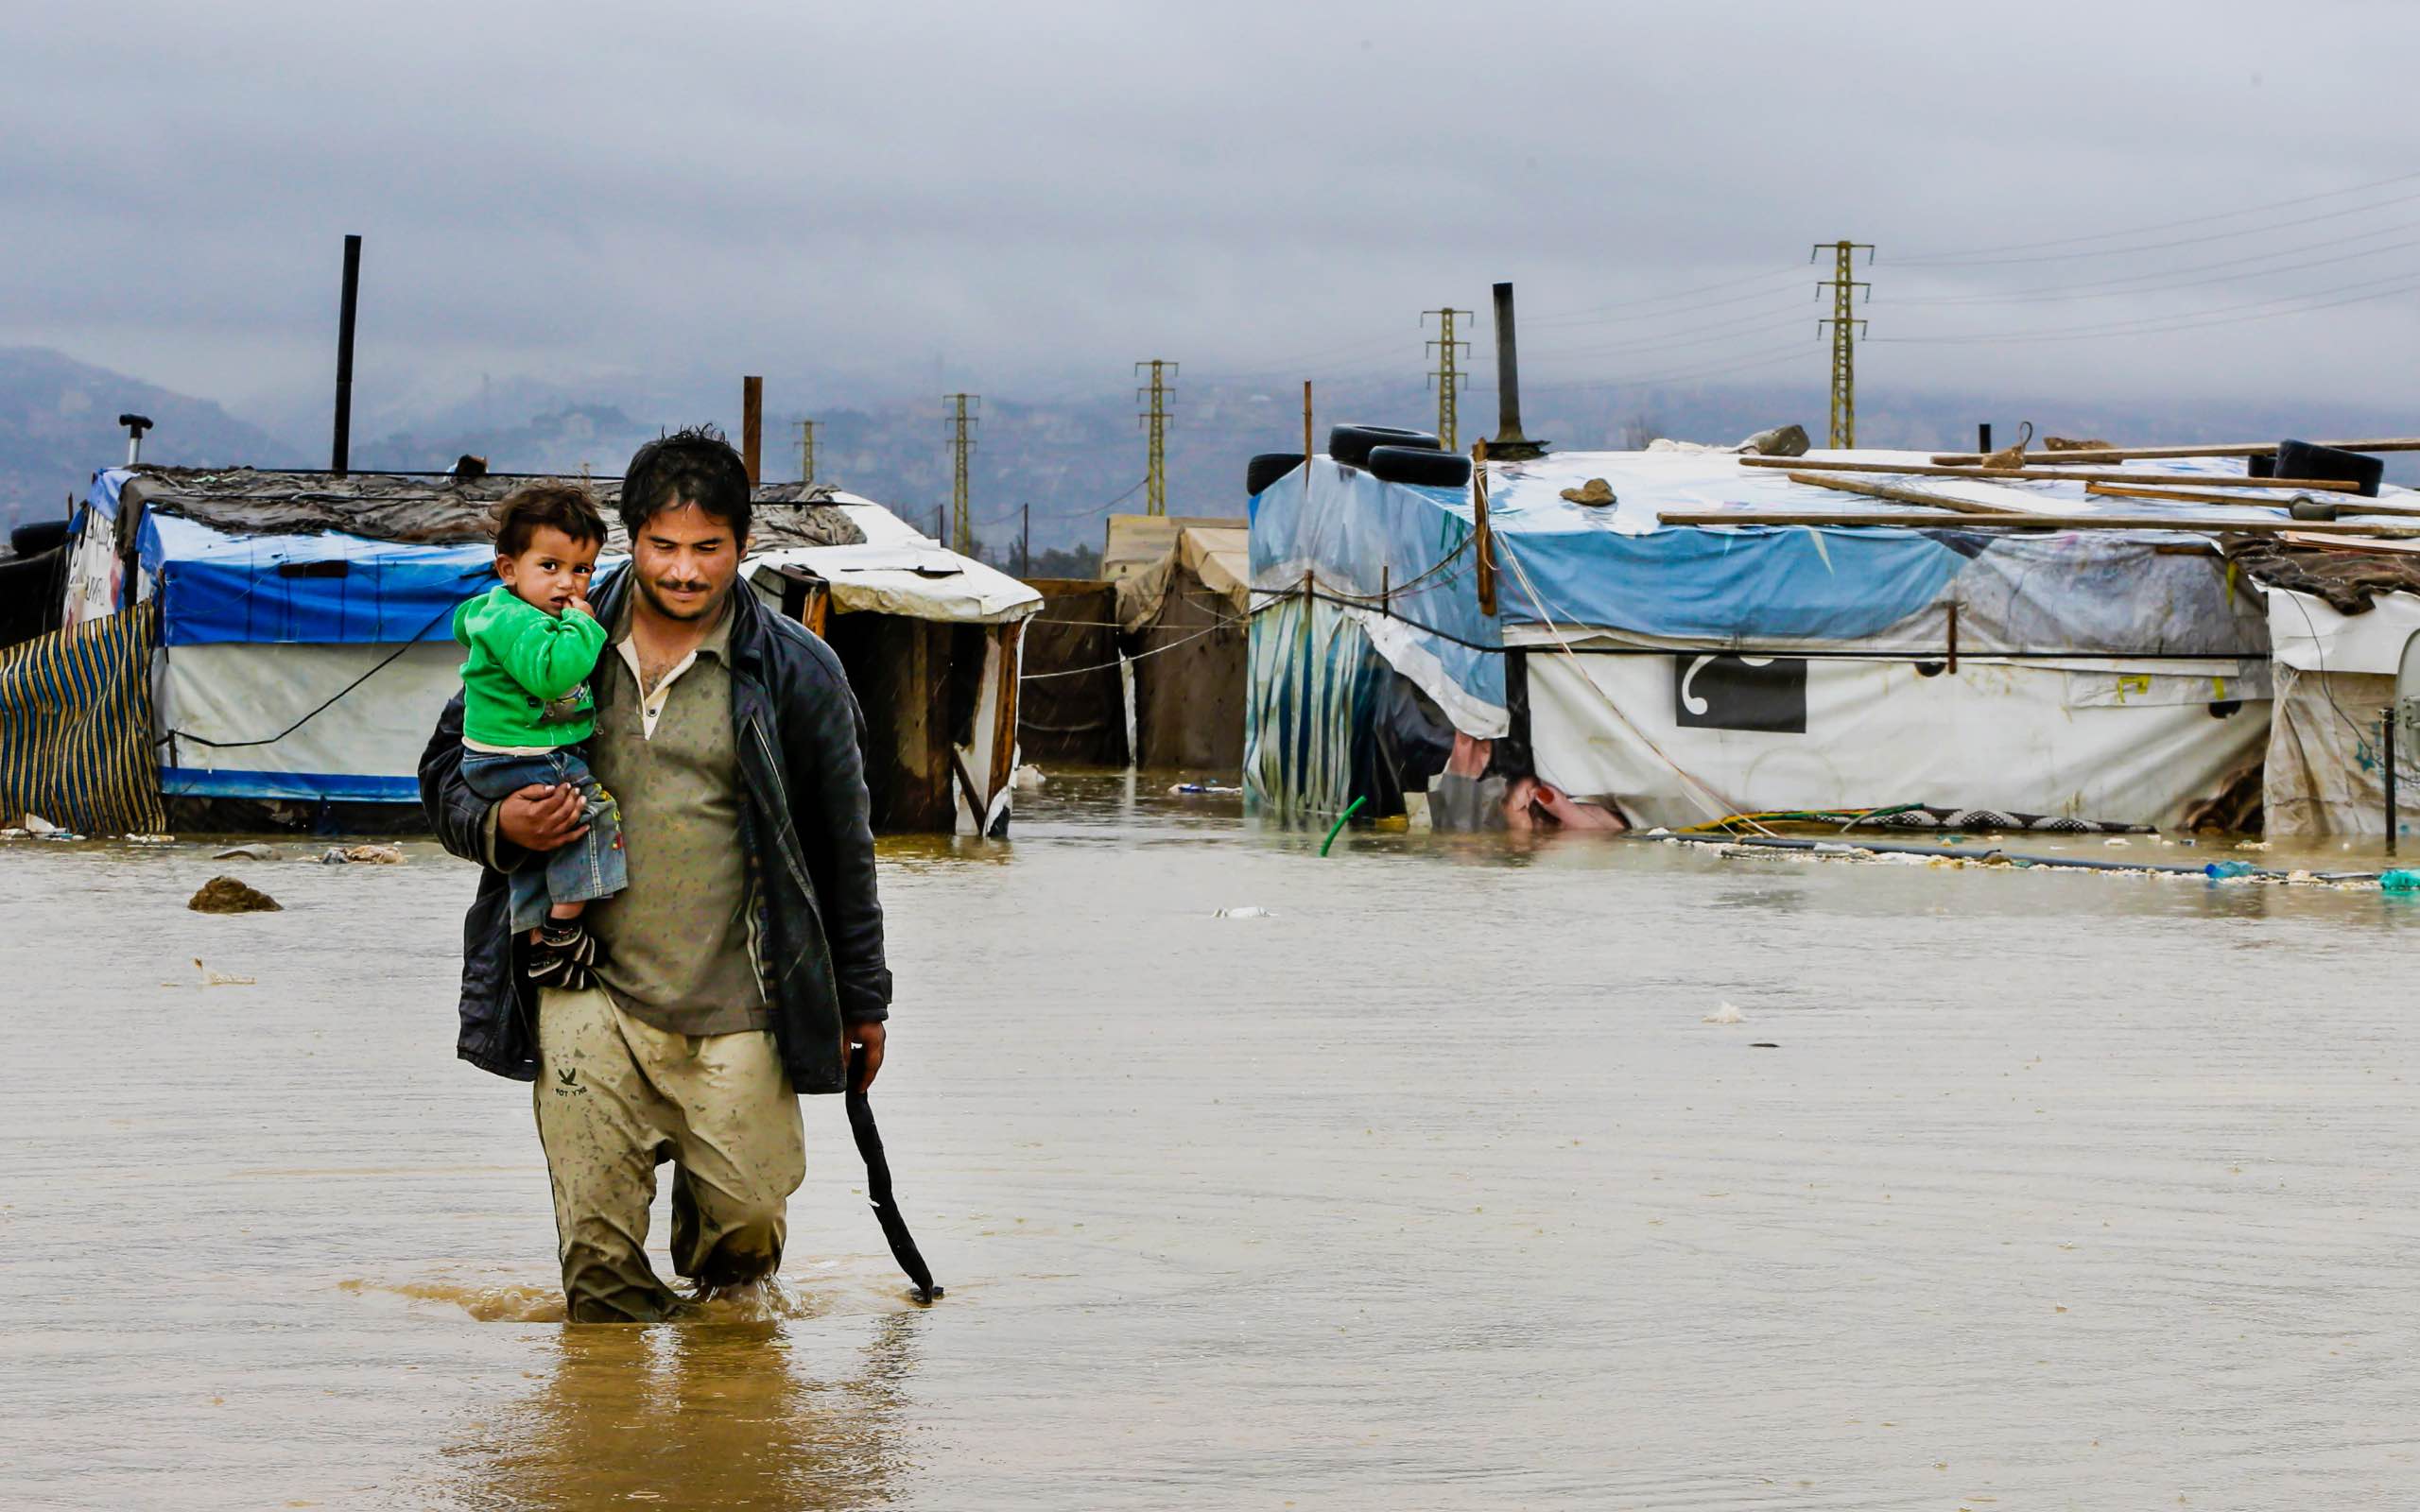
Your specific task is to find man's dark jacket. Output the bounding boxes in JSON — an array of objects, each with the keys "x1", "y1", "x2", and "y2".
[{"x1": 418, "y1": 566, "x2": 890, "y2": 1095}]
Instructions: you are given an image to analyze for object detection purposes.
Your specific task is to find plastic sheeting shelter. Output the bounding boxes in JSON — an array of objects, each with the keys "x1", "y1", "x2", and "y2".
[
  {"x1": 1247, "y1": 446, "x2": 2420, "y2": 833},
  {"x1": 1115, "y1": 522, "x2": 1248, "y2": 770},
  {"x1": 59, "y1": 467, "x2": 1035, "y2": 828},
  {"x1": 2260, "y1": 586, "x2": 2420, "y2": 837},
  {"x1": 1016, "y1": 580, "x2": 1128, "y2": 766},
  {"x1": 65, "y1": 468, "x2": 493, "y2": 802},
  {"x1": 744, "y1": 500, "x2": 1043, "y2": 835}
]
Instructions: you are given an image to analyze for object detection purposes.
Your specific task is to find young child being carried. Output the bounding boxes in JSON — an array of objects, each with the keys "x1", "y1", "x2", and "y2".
[{"x1": 453, "y1": 483, "x2": 626, "y2": 990}]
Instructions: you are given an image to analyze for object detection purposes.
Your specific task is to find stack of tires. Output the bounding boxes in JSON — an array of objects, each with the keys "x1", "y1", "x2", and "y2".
[
  {"x1": 0, "y1": 520, "x2": 71, "y2": 650},
  {"x1": 1245, "y1": 423, "x2": 1475, "y2": 499}
]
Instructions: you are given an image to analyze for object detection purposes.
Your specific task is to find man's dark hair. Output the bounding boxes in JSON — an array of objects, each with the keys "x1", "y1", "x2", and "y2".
[
  {"x1": 621, "y1": 425, "x2": 753, "y2": 542},
  {"x1": 493, "y1": 482, "x2": 608, "y2": 556}
]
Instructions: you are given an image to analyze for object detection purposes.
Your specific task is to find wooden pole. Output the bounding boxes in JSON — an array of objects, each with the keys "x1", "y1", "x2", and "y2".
[
  {"x1": 2084, "y1": 481, "x2": 2420, "y2": 515},
  {"x1": 1472, "y1": 439, "x2": 1497, "y2": 617},
  {"x1": 1740, "y1": 455, "x2": 2360, "y2": 491},
  {"x1": 1656, "y1": 507, "x2": 2420, "y2": 536},
  {"x1": 1787, "y1": 472, "x2": 2015, "y2": 516},
  {"x1": 1930, "y1": 437, "x2": 2420, "y2": 466},
  {"x1": 1303, "y1": 380, "x2": 1314, "y2": 494},
  {"x1": 742, "y1": 375, "x2": 763, "y2": 486}
]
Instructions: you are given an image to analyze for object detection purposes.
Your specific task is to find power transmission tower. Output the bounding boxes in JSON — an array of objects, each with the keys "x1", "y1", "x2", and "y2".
[
  {"x1": 795, "y1": 420, "x2": 819, "y2": 486},
  {"x1": 1813, "y1": 240, "x2": 1875, "y2": 449},
  {"x1": 1135, "y1": 360, "x2": 1176, "y2": 515},
  {"x1": 944, "y1": 394, "x2": 977, "y2": 553},
  {"x1": 1423, "y1": 308, "x2": 1473, "y2": 450}
]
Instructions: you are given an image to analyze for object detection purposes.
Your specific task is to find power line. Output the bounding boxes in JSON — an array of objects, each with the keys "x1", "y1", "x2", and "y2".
[
  {"x1": 1524, "y1": 265, "x2": 1806, "y2": 324},
  {"x1": 1523, "y1": 343, "x2": 1813, "y2": 396},
  {"x1": 1894, "y1": 179, "x2": 2420, "y2": 267},
  {"x1": 1886, "y1": 221, "x2": 2420, "y2": 307},
  {"x1": 1874, "y1": 264, "x2": 2420, "y2": 346}
]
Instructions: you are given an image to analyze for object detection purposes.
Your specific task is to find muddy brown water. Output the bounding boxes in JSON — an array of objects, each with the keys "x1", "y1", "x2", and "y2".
[{"x1": 4, "y1": 773, "x2": 2417, "y2": 1508}]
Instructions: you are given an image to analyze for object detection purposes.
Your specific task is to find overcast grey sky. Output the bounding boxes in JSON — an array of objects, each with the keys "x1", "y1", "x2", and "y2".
[{"x1": 7, "y1": 0, "x2": 2416, "y2": 429}]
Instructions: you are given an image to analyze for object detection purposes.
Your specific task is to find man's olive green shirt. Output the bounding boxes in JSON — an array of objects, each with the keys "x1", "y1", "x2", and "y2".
[{"x1": 582, "y1": 595, "x2": 769, "y2": 1038}]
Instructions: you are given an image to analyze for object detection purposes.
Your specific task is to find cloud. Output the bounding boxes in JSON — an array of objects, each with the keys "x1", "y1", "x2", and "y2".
[{"x1": 6, "y1": 0, "x2": 2417, "y2": 428}]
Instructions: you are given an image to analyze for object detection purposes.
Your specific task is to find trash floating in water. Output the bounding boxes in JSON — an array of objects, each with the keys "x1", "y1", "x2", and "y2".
[
  {"x1": 188, "y1": 876, "x2": 282, "y2": 914},
  {"x1": 1010, "y1": 764, "x2": 1047, "y2": 793},
  {"x1": 2379, "y1": 869, "x2": 2420, "y2": 894},
  {"x1": 1703, "y1": 1001, "x2": 1743, "y2": 1024},
  {"x1": 214, "y1": 844, "x2": 275, "y2": 862},
  {"x1": 22, "y1": 814, "x2": 59, "y2": 835},
  {"x1": 124, "y1": 833, "x2": 175, "y2": 845},
  {"x1": 2103, "y1": 837, "x2": 2132, "y2": 848},
  {"x1": 1169, "y1": 782, "x2": 1242, "y2": 796},
  {"x1": 320, "y1": 843, "x2": 405, "y2": 866},
  {"x1": 1215, "y1": 906, "x2": 1275, "y2": 919},
  {"x1": 2204, "y1": 860, "x2": 2257, "y2": 881},
  {"x1": 193, "y1": 957, "x2": 254, "y2": 987}
]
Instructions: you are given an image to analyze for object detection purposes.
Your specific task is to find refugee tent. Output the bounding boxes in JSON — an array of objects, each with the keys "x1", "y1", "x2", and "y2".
[
  {"x1": 1100, "y1": 514, "x2": 1243, "y2": 582},
  {"x1": 743, "y1": 502, "x2": 1043, "y2": 835},
  {"x1": 2229, "y1": 540, "x2": 2420, "y2": 837},
  {"x1": 51, "y1": 465, "x2": 1026, "y2": 831},
  {"x1": 1015, "y1": 579, "x2": 1128, "y2": 767},
  {"x1": 1113, "y1": 520, "x2": 1249, "y2": 769},
  {"x1": 1247, "y1": 443, "x2": 2420, "y2": 834}
]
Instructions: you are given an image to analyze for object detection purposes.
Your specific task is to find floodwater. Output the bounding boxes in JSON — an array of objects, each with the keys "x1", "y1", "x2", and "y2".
[{"x1": 4, "y1": 773, "x2": 2418, "y2": 1509}]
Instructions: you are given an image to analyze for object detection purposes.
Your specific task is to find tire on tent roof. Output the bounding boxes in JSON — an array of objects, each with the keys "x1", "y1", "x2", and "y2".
[
  {"x1": 1246, "y1": 453, "x2": 1305, "y2": 497},
  {"x1": 1366, "y1": 445, "x2": 1472, "y2": 489},
  {"x1": 9, "y1": 520, "x2": 68, "y2": 558},
  {"x1": 1328, "y1": 423, "x2": 1439, "y2": 469},
  {"x1": 2274, "y1": 438, "x2": 2382, "y2": 498}
]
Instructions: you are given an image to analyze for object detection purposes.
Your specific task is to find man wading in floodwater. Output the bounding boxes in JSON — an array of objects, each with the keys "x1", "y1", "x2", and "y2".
[{"x1": 419, "y1": 427, "x2": 890, "y2": 1321}]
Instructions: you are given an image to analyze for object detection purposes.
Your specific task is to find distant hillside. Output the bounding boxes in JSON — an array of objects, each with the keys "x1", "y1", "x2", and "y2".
[
  {"x1": 0, "y1": 348, "x2": 297, "y2": 532},
  {"x1": 7, "y1": 344, "x2": 2412, "y2": 557}
]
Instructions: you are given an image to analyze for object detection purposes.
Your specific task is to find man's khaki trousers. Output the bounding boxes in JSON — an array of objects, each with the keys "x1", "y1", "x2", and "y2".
[{"x1": 532, "y1": 987, "x2": 805, "y2": 1322}]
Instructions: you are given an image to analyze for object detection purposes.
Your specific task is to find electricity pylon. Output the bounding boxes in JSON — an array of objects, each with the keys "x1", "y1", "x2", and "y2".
[
  {"x1": 795, "y1": 420, "x2": 818, "y2": 486},
  {"x1": 1136, "y1": 360, "x2": 1176, "y2": 515},
  {"x1": 945, "y1": 394, "x2": 977, "y2": 552},
  {"x1": 1423, "y1": 308, "x2": 1473, "y2": 450},
  {"x1": 1813, "y1": 240, "x2": 1874, "y2": 449}
]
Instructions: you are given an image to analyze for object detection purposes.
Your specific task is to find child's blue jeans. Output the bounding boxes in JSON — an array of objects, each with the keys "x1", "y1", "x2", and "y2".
[{"x1": 459, "y1": 746, "x2": 627, "y2": 933}]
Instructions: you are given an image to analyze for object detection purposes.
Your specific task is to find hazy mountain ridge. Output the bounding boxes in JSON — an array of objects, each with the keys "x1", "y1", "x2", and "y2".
[
  {"x1": 0, "y1": 347, "x2": 299, "y2": 533},
  {"x1": 6, "y1": 346, "x2": 2412, "y2": 552}
]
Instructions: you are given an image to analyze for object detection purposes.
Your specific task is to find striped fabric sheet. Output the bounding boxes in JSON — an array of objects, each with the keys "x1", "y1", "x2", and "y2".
[{"x1": 0, "y1": 605, "x2": 165, "y2": 836}]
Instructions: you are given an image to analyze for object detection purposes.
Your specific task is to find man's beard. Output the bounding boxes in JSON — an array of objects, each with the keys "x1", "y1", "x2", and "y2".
[{"x1": 634, "y1": 571, "x2": 725, "y2": 623}]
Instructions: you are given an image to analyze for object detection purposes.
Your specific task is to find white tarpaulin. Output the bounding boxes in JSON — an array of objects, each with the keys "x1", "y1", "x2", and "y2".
[
  {"x1": 2260, "y1": 587, "x2": 2420, "y2": 836},
  {"x1": 157, "y1": 642, "x2": 460, "y2": 803},
  {"x1": 1527, "y1": 649, "x2": 2270, "y2": 831},
  {"x1": 745, "y1": 504, "x2": 1041, "y2": 625}
]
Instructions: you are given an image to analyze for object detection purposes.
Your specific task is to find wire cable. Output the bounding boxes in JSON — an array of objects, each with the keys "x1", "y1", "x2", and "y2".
[{"x1": 1894, "y1": 168, "x2": 2420, "y2": 266}]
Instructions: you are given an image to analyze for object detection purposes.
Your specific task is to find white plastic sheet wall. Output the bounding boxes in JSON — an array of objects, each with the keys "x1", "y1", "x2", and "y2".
[
  {"x1": 157, "y1": 642, "x2": 460, "y2": 801},
  {"x1": 1527, "y1": 652, "x2": 2269, "y2": 831}
]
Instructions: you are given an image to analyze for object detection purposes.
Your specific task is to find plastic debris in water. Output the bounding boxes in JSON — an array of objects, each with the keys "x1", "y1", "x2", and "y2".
[
  {"x1": 2380, "y1": 869, "x2": 2420, "y2": 893},
  {"x1": 1703, "y1": 1001, "x2": 1743, "y2": 1024},
  {"x1": 193, "y1": 957, "x2": 255, "y2": 987},
  {"x1": 1215, "y1": 906, "x2": 1275, "y2": 919},
  {"x1": 2204, "y1": 860, "x2": 2257, "y2": 881}
]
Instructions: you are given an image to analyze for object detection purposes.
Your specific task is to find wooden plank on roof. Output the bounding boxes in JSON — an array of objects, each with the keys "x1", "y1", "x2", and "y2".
[
  {"x1": 1927, "y1": 437, "x2": 2420, "y2": 465},
  {"x1": 1737, "y1": 456, "x2": 2360, "y2": 490},
  {"x1": 1655, "y1": 508, "x2": 2420, "y2": 536}
]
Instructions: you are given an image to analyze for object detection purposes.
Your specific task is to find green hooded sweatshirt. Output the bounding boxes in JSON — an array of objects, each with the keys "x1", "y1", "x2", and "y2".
[{"x1": 452, "y1": 584, "x2": 608, "y2": 748}]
